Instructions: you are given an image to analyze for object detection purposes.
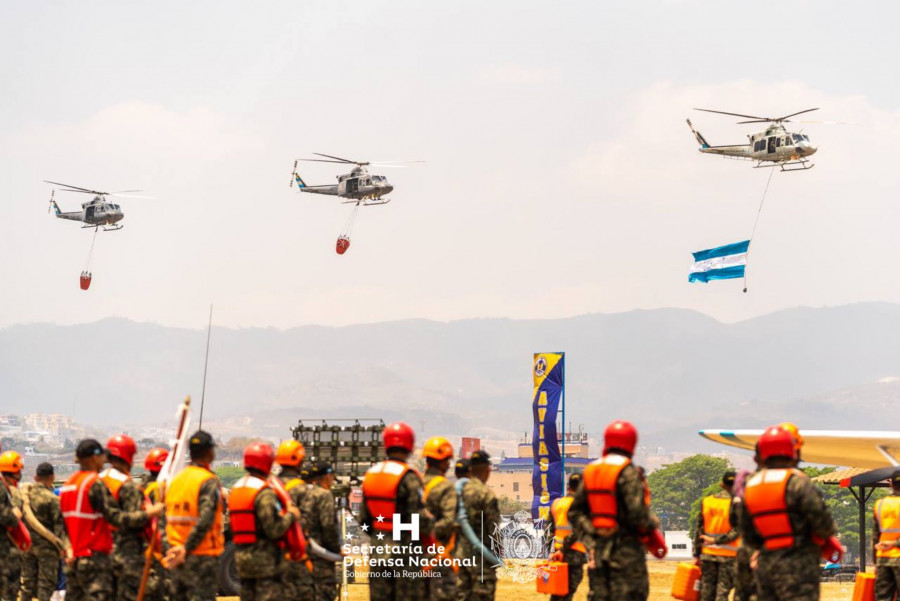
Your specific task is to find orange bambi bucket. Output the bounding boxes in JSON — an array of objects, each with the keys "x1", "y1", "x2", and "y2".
[
  {"x1": 535, "y1": 561, "x2": 568, "y2": 596},
  {"x1": 852, "y1": 571, "x2": 875, "y2": 601},
  {"x1": 671, "y1": 562, "x2": 701, "y2": 601}
]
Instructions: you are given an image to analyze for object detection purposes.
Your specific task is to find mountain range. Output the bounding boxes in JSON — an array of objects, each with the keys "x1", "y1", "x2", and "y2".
[{"x1": 3, "y1": 303, "x2": 900, "y2": 452}]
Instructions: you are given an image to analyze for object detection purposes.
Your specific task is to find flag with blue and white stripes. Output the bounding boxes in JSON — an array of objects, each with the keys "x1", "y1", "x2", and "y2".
[{"x1": 689, "y1": 240, "x2": 750, "y2": 283}]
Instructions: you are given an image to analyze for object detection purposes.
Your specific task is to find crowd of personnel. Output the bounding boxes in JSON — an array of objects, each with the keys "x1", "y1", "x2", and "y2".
[{"x1": 2, "y1": 419, "x2": 900, "y2": 601}]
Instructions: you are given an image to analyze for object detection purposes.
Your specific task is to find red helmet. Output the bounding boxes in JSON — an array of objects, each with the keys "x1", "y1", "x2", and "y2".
[
  {"x1": 243, "y1": 442, "x2": 276, "y2": 474},
  {"x1": 603, "y1": 420, "x2": 638, "y2": 456},
  {"x1": 383, "y1": 422, "x2": 415, "y2": 453},
  {"x1": 106, "y1": 435, "x2": 137, "y2": 467},
  {"x1": 757, "y1": 426, "x2": 797, "y2": 463},
  {"x1": 144, "y1": 448, "x2": 169, "y2": 473}
]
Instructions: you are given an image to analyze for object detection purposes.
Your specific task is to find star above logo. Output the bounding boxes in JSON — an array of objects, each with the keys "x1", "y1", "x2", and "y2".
[
  {"x1": 361, "y1": 524, "x2": 369, "y2": 531},
  {"x1": 376, "y1": 532, "x2": 385, "y2": 540},
  {"x1": 376, "y1": 514, "x2": 385, "y2": 522},
  {"x1": 345, "y1": 514, "x2": 354, "y2": 523}
]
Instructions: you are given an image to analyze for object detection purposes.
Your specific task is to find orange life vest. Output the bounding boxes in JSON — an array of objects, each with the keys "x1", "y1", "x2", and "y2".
[
  {"x1": 362, "y1": 460, "x2": 418, "y2": 532},
  {"x1": 875, "y1": 496, "x2": 900, "y2": 559},
  {"x1": 700, "y1": 495, "x2": 739, "y2": 558},
  {"x1": 144, "y1": 480, "x2": 160, "y2": 504},
  {"x1": 165, "y1": 465, "x2": 224, "y2": 556},
  {"x1": 583, "y1": 454, "x2": 633, "y2": 531},
  {"x1": 551, "y1": 495, "x2": 587, "y2": 553},
  {"x1": 228, "y1": 475, "x2": 268, "y2": 546},
  {"x1": 60, "y1": 471, "x2": 113, "y2": 557},
  {"x1": 743, "y1": 468, "x2": 800, "y2": 551}
]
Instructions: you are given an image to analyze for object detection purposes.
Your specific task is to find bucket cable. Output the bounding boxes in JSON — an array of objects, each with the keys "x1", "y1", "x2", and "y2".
[{"x1": 743, "y1": 168, "x2": 775, "y2": 293}]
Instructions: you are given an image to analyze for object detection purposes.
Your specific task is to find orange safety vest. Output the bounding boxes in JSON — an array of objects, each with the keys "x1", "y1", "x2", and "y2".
[
  {"x1": 144, "y1": 480, "x2": 160, "y2": 504},
  {"x1": 551, "y1": 495, "x2": 587, "y2": 553},
  {"x1": 362, "y1": 460, "x2": 418, "y2": 532},
  {"x1": 60, "y1": 471, "x2": 113, "y2": 557},
  {"x1": 228, "y1": 475, "x2": 268, "y2": 546},
  {"x1": 583, "y1": 454, "x2": 633, "y2": 531},
  {"x1": 700, "y1": 495, "x2": 739, "y2": 558},
  {"x1": 875, "y1": 496, "x2": 900, "y2": 559},
  {"x1": 743, "y1": 468, "x2": 800, "y2": 551},
  {"x1": 165, "y1": 465, "x2": 224, "y2": 556}
]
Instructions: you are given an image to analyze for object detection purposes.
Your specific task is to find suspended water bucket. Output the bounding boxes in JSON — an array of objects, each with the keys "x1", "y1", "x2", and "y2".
[
  {"x1": 80, "y1": 271, "x2": 92, "y2": 290},
  {"x1": 336, "y1": 236, "x2": 350, "y2": 255}
]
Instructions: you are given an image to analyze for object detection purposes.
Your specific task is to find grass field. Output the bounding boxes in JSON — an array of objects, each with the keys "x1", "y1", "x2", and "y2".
[{"x1": 221, "y1": 559, "x2": 858, "y2": 600}]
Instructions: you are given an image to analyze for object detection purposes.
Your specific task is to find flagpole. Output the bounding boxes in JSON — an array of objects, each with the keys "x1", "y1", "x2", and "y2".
[
  {"x1": 560, "y1": 352, "x2": 566, "y2": 491},
  {"x1": 199, "y1": 305, "x2": 213, "y2": 429}
]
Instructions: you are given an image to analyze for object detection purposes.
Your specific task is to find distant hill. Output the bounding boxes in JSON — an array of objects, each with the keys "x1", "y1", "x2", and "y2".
[{"x1": 3, "y1": 303, "x2": 900, "y2": 452}]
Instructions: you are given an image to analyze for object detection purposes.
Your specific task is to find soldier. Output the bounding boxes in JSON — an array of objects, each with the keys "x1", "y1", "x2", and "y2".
[
  {"x1": 140, "y1": 448, "x2": 170, "y2": 601},
  {"x1": 421, "y1": 437, "x2": 459, "y2": 601},
  {"x1": 275, "y1": 439, "x2": 315, "y2": 601},
  {"x1": 18, "y1": 462, "x2": 69, "y2": 601},
  {"x1": 693, "y1": 470, "x2": 739, "y2": 601},
  {"x1": 300, "y1": 461, "x2": 341, "y2": 601},
  {"x1": 1, "y1": 451, "x2": 26, "y2": 601},
  {"x1": 873, "y1": 470, "x2": 900, "y2": 601},
  {"x1": 163, "y1": 431, "x2": 225, "y2": 601},
  {"x1": 61, "y1": 439, "x2": 163, "y2": 601},
  {"x1": 454, "y1": 458, "x2": 471, "y2": 480},
  {"x1": 739, "y1": 425, "x2": 840, "y2": 601},
  {"x1": 547, "y1": 474, "x2": 589, "y2": 601},
  {"x1": 359, "y1": 422, "x2": 432, "y2": 601},
  {"x1": 457, "y1": 449, "x2": 501, "y2": 601},
  {"x1": 568, "y1": 420, "x2": 665, "y2": 601},
  {"x1": 100, "y1": 435, "x2": 153, "y2": 601},
  {"x1": 227, "y1": 443, "x2": 299, "y2": 601}
]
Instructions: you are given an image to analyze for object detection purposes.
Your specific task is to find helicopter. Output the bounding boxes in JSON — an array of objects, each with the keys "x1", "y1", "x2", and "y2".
[
  {"x1": 290, "y1": 153, "x2": 422, "y2": 205},
  {"x1": 686, "y1": 108, "x2": 821, "y2": 172},
  {"x1": 45, "y1": 181, "x2": 149, "y2": 231}
]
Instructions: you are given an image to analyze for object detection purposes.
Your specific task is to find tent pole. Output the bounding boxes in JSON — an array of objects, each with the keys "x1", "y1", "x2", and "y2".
[{"x1": 859, "y1": 485, "x2": 866, "y2": 569}]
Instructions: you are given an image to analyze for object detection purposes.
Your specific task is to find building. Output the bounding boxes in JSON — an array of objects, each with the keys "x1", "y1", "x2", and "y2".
[
  {"x1": 488, "y1": 426, "x2": 596, "y2": 504},
  {"x1": 24, "y1": 413, "x2": 76, "y2": 436}
]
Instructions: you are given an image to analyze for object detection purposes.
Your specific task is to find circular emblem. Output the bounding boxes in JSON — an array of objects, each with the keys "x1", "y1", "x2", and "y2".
[{"x1": 534, "y1": 357, "x2": 547, "y2": 377}]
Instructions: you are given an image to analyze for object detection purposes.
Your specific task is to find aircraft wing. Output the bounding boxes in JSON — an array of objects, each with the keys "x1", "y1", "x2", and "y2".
[
  {"x1": 699, "y1": 429, "x2": 900, "y2": 469},
  {"x1": 699, "y1": 145, "x2": 751, "y2": 158}
]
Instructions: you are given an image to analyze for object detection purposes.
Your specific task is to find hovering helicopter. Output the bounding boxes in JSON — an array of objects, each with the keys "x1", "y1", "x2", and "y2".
[
  {"x1": 45, "y1": 181, "x2": 150, "y2": 231},
  {"x1": 686, "y1": 108, "x2": 821, "y2": 172},
  {"x1": 290, "y1": 153, "x2": 422, "y2": 205}
]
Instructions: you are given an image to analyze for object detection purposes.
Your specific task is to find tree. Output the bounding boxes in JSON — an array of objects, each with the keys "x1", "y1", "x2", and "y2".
[
  {"x1": 215, "y1": 466, "x2": 246, "y2": 488},
  {"x1": 646, "y1": 455, "x2": 732, "y2": 531},
  {"x1": 498, "y1": 495, "x2": 530, "y2": 515}
]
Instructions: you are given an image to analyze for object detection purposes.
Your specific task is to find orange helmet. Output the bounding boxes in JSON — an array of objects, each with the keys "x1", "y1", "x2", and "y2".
[
  {"x1": 276, "y1": 440, "x2": 306, "y2": 467},
  {"x1": 422, "y1": 437, "x2": 453, "y2": 461},
  {"x1": 144, "y1": 448, "x2": 169, "y2": 473},
  {"x1": 0, "y1": 451, "x2": 24, "y2": 474},
  {"x1": 778, "y1": 422, "x2": 804, "y2": 452}
]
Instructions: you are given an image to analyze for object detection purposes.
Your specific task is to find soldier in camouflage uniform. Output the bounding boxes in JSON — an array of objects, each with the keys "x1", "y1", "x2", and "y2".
[
  {"x1": 360, "y1": 422, "x2": 433, "y2": 601},
  {"x1": 162, "y1": 431, "x2": 225, "y2": 601},
  {"x1": 300, "y1": 461, "x2": 341, "y2": 601},
  {"x1": 141, "y1": 448, "x2": 170, "y2": 601},
  {"x1": 547, "y1": 474, "x2": 589, "y2": 601},
  {"x1": 1, "y1": 451, "x2": 25, "y2": 601},
  {"x1": 18, "y1": 463, "x2": 68, "y2": 601},
  {"x1": 276, "y1": 440, "x2": 315, "y2": 601},
  {"x1": 421, "y1": 437, "x2": 459, "y2": 601},
  {"x1": 729, "y1": 468, "x2": 759, "y2": 601},
  {"x1": 227, "y1": 442, "x2": 299, "y2": 601},
  {"x1": 457, "y1": 450, "x2": 501, "y2": 601},
  {"x1": 738, "y1": 426, "x2": 838, "y2": 601},
  {"x1": 568, "y1": 421, "x2": 662, "y2": 601},
  {"x1": 63, "y1": 439, "x2": 162, "y2": 601},
  {"x1": 692, "y1": 470, "x2": 739, "y2": 601},
  {"x1": 102, "y1": 435, "x2": 153, "y2": 601},
  {"x1": 873, "y1": 470, "x2": 900, "y2": 601}
]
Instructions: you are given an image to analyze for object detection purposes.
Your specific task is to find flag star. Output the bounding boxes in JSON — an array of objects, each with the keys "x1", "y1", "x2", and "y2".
[
  {"x1": 376, "y1": 532, "x2": 385, "y2": 540},
  {"x1": 345, "y1": 514, "x2": 354, "y2": 523},
  {"x1": 376, "y1": 514, "x2": 385, "y2": 522},
  {"x1": 361, "y1": 524, "x2": 369, "y2": 531}
]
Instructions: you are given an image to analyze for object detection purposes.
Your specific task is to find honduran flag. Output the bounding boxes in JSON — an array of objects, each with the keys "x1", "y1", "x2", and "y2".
[{"x1": 689, "y1": 240, "x2": 750, "y2": 283}]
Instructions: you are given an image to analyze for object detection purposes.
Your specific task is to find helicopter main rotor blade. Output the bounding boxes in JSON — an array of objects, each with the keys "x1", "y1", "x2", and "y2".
[
  {"x1": 297, "y1": 158, "x2": 359, "y2": 165},
  {"x1": 43, "y1": 180, "x2": 105, "y2": 194},
  {"x1": 312, "y1": 153, "x2": 359, "y2": 164},
  {"x1": 370, "y1": 160, "x2": 426, "y2": 165},
  {"x1": 694, "y1": 108, "x2": 770, "y2": 121},
  {"x1": 794, "y1": 120, "x2": 857, "y2": 125},
  {"x1": 736, "y1": 119, "x2": 774, "y2": 124},
  {"x1": 107, "y1": 189, "x2": 143, "y2": 194},
  {"x1": 107, "y1": 193, "x2": 155, "y2": 199},
  {"x1": 780, "y1": 108, "x2": 819, "y2": 121}
]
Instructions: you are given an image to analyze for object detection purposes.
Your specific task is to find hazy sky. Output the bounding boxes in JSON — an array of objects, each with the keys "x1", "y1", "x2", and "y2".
[{"x1": 2, "y1": 2, "x2": 899, "y2": 329}]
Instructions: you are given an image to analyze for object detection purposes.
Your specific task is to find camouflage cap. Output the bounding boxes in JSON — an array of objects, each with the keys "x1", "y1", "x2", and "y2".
[
  {"x1": 469, "y1": 450, "x2": 491, "y2": 466},
  {"x1": 309, "y1": 460, "x2": 334, "y2": 478}
]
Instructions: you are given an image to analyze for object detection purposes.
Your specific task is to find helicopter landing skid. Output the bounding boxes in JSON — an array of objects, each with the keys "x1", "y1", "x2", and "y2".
[
  {"x1": 363, "y1": 197, "x2": 391, "y2": 206},
  {"x1": 82, "y1": 224, "x2": 123, "y2": 231},
  {"x1": 754, "y1": 159, "x2": 814, "y2": 172}
]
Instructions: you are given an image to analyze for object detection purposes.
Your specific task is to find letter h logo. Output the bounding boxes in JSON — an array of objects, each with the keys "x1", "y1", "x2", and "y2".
[{"x1": 392, "y1": 513, "x2": 419, "y2": 541}]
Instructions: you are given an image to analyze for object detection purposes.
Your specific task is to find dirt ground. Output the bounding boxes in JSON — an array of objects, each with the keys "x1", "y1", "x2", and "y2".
[{"x1": 220, "y1": 559, "x2": 858, "y2": 600}]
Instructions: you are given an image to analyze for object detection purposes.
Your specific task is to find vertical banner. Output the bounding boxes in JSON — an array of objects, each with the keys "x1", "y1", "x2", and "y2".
[{"x1": 532, "y1": 352, "x2": 564, "y2": 521}]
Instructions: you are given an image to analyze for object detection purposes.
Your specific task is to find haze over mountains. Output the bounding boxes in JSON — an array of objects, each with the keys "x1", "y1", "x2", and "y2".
[{"x1": 2, "y1": 302, "x2": 900, "y2": 452}]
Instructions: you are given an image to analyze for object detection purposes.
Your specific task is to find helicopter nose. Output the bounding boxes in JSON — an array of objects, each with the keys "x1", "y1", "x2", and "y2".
[
  {"x1": 798, "y1": 141, "x2": 817, "y2": 156},
  {"x1": 383, "y1": 184, "x2": 393, "y2": 194}
]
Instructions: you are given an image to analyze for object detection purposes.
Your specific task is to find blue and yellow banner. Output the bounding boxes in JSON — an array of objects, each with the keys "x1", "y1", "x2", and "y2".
[{"x1": 531, "y1": 352, "x2": 564, "y2": 522}]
